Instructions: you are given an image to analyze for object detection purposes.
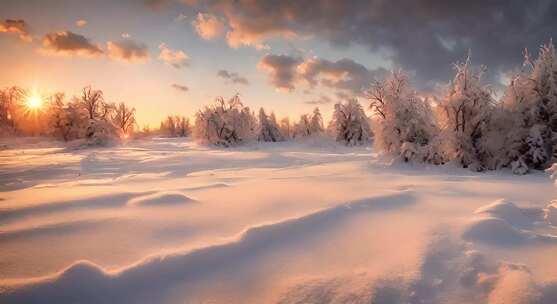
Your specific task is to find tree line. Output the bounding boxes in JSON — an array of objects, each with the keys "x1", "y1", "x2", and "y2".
[{"x1": 2, "y1": 41, "x2": 557, "y2": 174}]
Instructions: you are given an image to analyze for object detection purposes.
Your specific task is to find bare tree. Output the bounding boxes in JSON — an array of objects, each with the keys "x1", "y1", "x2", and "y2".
[
  {"x1": 176, "y1": 116, "x2": 191, "y2": 137},
  {"x1": 112, "y1": 102, "x2": 136, "y2": 137},
  {"x1": 0, "y1": 86, "x2": 25, "y2": 133},
  {"x1": 79, "y1": 86, "x2": 105, "y2": 120}
]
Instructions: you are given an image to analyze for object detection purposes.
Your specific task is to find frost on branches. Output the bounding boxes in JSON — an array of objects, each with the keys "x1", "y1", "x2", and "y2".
[
  {"x1": 501, "y1": 42, "x2": 557, "y2": 174},
  {"x1": 293, "y1": 107, "x2": 324, "y2": 138},
  {"x1": 257, "y1": 108, "x2": 283, "y2": 142},
  {"x1": 368, "y1": 71, "x2": 442, "y2": 163},
  {"x1": 193, "y1": 94, "x2": 256, "y2": 146},
  {"x1": 438, "y1": 56, "x2": 496, "y2": 171},
  {"x1": 160, "y1": 116, "x2": 191, "y2": 137},
  {"x1": 328, "y1": 99, "x2": 372, "y2": 146}
]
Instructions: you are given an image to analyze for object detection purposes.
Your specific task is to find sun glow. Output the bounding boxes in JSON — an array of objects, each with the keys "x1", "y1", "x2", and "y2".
[{"x1": 26, "y1": 94, "x2": 43, "y2": 110}]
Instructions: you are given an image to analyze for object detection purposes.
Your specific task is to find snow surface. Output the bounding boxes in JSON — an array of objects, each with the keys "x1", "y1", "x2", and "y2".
[{"x1": 1, "y1": 137, "x2": 557, "y2": 303}]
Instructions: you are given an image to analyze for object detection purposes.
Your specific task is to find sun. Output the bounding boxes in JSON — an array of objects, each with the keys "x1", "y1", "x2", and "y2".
[{"x1": 25, "y1": 94, "x2": 43, "y2": 110}]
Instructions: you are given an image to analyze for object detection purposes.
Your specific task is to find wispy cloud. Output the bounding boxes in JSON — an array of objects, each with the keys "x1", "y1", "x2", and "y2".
[
  {"x1": 171, "y1": 83, "x2": 189, "y2": 92},
  {"x1": 304, "y1": 95, "x2": 333, "y2": 105},
  {"x1": 174, "y1": 13, "x2": 188, "y2": 23},
  {"x1": 106, "y1": 39, "x2": 149, "y2": 63},
  {"x1": 217, "y1": 69, "x2": 249, "y2": 85},
  {"x1": 158, "y1": 43, "x2": 189, "y2": 68}
]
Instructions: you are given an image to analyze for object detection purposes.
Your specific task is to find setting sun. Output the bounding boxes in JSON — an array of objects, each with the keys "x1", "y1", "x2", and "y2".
[{"x1": 25, "y1": 94, "x2": 43, "y2": 110}]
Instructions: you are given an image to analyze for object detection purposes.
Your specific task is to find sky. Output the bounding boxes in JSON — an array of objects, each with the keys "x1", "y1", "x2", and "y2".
[{"x1": 1, "y1": 0, "x2": 556, "y2": 127}]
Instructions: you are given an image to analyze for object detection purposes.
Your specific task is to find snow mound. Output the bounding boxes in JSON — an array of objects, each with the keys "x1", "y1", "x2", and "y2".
[
  {"x1": 487, "y1": 265, "x2": 540, "y2": 304},
  {"x1": 462, "y1": 217, "x2": 530, "y2": 245},
  {"x1": 463, "y1": 200, "x2": 557, "y2": 246},
  {"x1": 127, "y1": 192, "x2": 195, "y2": 207},
  {"x1": 277, "y1": 236, "x2": 550, "y2": 304},
  {"x1": 0, "y1": 192, "x2": 415, "y2": 303},
  {"x1": 474, "y1": 199, "x2": 535, "y2": 228}
]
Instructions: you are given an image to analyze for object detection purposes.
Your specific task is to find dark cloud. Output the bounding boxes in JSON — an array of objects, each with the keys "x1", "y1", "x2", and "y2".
[
  {"x1": 298, "y1": 58, "x2": 387, "y2": 95},
  {"x1": 195, "y1": 0, "x2": 557, "y2": 88},
  {"x1": 257, "y1": 54, "x2": 303, "y2": 92},
  {"x1": 41, "y1": 31, "x2": 102, "y2": 56},
  {"x1": 0, "y1": 19, "x2": 31, "y2": 42},
  {"x1": 217, "y1": 69, "x2": 249, "y2": 85},
  {"x1": 258, "y1": 54, "x2": 385, "y2": 95},
  {"x1": 107, "y1": 39, "x2": 149, "y2": 62},
  {"x1": 171, "y1": 83, "x2": 189, "y2": 92},
  {"x1": 304, "y1": 95, "x2": 333, "y2": 105}
]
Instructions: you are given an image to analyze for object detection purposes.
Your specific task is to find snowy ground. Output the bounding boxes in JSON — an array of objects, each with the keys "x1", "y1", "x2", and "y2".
[{"x1": 1, "y1": 137, "x2": 557, "y2": 303}]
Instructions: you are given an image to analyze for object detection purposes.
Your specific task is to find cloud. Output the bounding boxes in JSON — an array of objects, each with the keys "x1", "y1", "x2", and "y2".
[
  {"x1": 297, "y1": 57, "x2": 387, "y2": 95},
  {"x1": 0, "y1": 19, "x2": 32, "y2": 42},
  {"x1": 174, "y1": 13, "x2": 188, "y2": 23},
  {"x1": 304, "y1": 95, "x2": 333, "y2": 105},
  {"x1": 257, "y1": 54, "x2": 303, "y2": 92},
  {"x1": 76, "y1": 19, "x2": 87, "y2": 27},
  {"x1": 107, "y1": 39, "x2": 149, "y2": 63},
  {"x1": 41, "y1": 31, "x2": 102, "y2": 56},
  {"x1": 258, "y1": 54, "x2": 385, "y2": 95},
  {"x1": 192, "y1": 0, "x2": 557, "y2": 87},
  {"x1": 217, "y1": 69, "x2": 249, "y2": 85},
  {"x1": 158, "y1": 43, "x2": 189, "y2": 68},
  {"x1": 171, "y1": 83, "x2": 189, "y2": 92},
  {"x1": 192, "y1": 12, "x2": 225, "y2": 40}
]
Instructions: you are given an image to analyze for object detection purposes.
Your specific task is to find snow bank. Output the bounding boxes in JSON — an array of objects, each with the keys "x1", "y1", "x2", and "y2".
[
  {"x1": 0, "y1": 192, "x2": 415, "y2": 303},
  {"x1": 463, "y1": 199, "x2": 557, "y2": 245},
  {"x1": 277, "y1": 235, "x2": 548, "y2": 304}
]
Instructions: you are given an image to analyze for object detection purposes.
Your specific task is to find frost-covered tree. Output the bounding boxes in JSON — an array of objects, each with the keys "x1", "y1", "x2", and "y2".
[
  {"x1": 500, "y1": 41, "x2": 557, "y2": 173},
  {"x1": 70, "y1": 86, "x2": 117, "y2": 145},
  {"x1": 438, "y1": 56, "x2": 495, "y2": 170},
  {"x1": 293, "y1": 114, "x2": 312, "y2": 138},
  {"x1": 279, "y1": 117, "x2": 292, "y2": 139},
  {"x1": 160, "y1": 116, "x2": 190, "y2": 137},
  {"x1": 160, "y1": 116, "x2": 177, "y2": 137},
  {"x1": 293, "y1": 108, "x2": 324, "y2": 138},
  {"x1": 328, "y1": 99, "x2": 372, "y2": 145},
  {"x1": 0, "y1": 86, "x2": 24, "y2": 135},
  {"x1": 112, "y1": 102, "x2": 136, "y2": 138},
  {"x1": 368, "y1": 71, "x2": 442, "y2": 163},
  {"x1": 309, "y1": 107, "x2": 324, "y2": 135},
  {"x1": 176, "y1": 116, "x2": 191, "y2": 137},
  {"x1": 78, "y1": 86, "x2": 107, "y2": 120},
  {"x1": 193, "y1": 94, "x2": 256, "y2": 146},
  {"x1": 257, "y1": 108, "x2": 283, "y2": 142},
  {"x1": 46, "y1": 92, "x2": 71, "y2": 140}
]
